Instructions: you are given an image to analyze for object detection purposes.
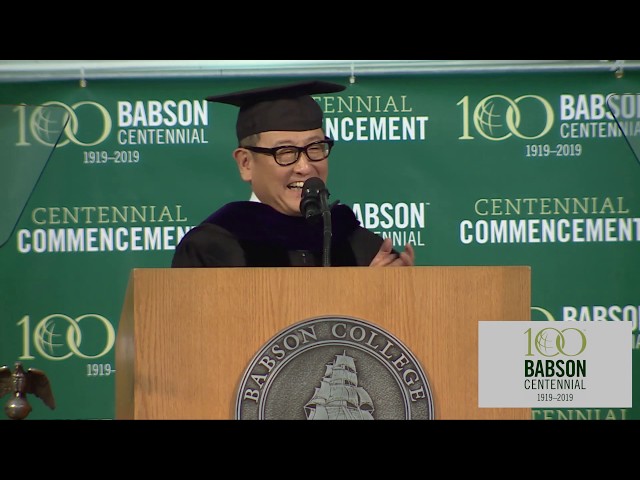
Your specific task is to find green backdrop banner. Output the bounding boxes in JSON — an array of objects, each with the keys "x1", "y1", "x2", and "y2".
[{"x1": 1, "y1": 71, "x2": 638, "y2": 420}]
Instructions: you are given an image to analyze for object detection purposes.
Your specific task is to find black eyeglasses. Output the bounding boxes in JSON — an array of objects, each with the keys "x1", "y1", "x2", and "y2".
[{"x1": 241, "y1": 137, "x2": 334, "y2": 166}]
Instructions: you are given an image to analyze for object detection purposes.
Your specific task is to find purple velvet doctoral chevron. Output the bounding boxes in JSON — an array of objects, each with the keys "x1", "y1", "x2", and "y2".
[{"x1": 203, "y1": 201, "x2": 360, "y2": 253}]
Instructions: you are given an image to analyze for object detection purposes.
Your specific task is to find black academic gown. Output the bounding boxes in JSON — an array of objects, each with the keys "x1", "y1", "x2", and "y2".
[{"x1": 171, "y1": 201, "x2": 384, "y2": 267}]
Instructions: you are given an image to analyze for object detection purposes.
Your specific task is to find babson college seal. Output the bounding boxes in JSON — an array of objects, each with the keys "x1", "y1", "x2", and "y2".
[{"x1": 235, "y1": 316, "x2": 434, "y2": 420}]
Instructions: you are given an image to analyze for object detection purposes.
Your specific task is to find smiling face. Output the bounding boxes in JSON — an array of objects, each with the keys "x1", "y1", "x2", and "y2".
[{"x1": 233, "y1": 129, "x2": 329, "y2": 216}]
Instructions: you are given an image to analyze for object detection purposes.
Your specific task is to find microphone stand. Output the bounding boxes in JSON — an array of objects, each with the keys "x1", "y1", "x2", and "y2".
[{"x1": 319, "y1": 190, "x2": 332, "y2": 267}]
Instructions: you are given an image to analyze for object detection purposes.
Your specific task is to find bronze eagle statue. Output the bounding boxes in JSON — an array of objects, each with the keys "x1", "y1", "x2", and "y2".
[{"x1": 0, "y1": 362, "x2": 56, "y2": 420}]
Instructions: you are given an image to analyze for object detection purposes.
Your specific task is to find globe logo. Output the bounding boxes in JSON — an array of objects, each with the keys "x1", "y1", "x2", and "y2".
[
  {"x1": 34, "y1": 316, "x2": 66, "y2": 357},
  {"x1": 535, "y1": 328, "x2": 563, "y2": 357},
  {"x1": 475, "y1": 98, "x2": 510, "y2": 137},
  {"x1": 31, "y1": 106, "x2": 69, "y2": 146}
]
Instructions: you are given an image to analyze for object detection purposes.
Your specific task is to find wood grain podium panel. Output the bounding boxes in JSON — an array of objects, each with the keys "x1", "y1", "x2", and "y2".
[{"x1": 116, "y1": 266, "x2": 531, "y2": 420}]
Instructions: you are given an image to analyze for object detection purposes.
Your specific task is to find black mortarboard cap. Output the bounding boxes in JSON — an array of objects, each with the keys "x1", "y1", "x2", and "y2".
[{"x1": 206, "y1": 80, "x2": 346, "y2": 141}]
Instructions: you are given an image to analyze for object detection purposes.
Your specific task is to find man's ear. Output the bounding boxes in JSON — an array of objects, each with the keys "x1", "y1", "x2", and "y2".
[{"x1": 233, "y1": 148, "x2": 252, "y2": 182}]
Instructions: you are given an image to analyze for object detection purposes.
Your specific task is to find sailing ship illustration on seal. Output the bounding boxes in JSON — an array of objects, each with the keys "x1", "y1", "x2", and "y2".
[{"x1": 304, "y1": 351, "x2": 375, "y2": 420}]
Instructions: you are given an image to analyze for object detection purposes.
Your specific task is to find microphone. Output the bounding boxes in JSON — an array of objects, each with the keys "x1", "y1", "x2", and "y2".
[
  {"x1": 299, "y1": 177, "x2": 326, "y2": 222},
  {"x1": 299, "y1": 177, "x2": 332, "y2": 266}
]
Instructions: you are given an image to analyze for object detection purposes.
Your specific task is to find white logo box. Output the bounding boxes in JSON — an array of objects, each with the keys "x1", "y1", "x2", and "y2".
[{"x1": 478, "y1": 321, "x2": 632, "y2": 408}]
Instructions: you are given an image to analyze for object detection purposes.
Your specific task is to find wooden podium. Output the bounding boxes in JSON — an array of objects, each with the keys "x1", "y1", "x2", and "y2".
[{"x1": 115, "y1": 266, "x2": 531, "y2": 420}]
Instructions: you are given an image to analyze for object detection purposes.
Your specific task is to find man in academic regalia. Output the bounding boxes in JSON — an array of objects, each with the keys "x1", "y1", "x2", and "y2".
[{"x1": 171, "y1": 80, "x2": 414, "y2": 268}]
